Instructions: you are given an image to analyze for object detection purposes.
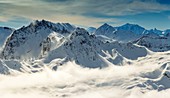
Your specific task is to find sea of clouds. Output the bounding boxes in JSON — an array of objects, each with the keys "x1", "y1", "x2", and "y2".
[{"x1": 0, "y1": 61, "x2": 169, "y2": 98}]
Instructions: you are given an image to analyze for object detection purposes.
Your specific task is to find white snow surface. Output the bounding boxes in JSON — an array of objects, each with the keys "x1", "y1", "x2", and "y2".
[
  {"x1": 43, "y1": 28, "x2": 148, "y2": 68},
  {"x1": 0, "y1": 51, "x2": 170, "y2": 98}
]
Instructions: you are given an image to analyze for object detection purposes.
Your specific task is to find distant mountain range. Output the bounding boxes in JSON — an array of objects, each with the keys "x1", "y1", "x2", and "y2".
[
  {"x1": 92, "y1": 23, "x2": 170, "y2": 52},
  {"x1": 0, "y1": 20, "x2": 169, "y2": 67}
]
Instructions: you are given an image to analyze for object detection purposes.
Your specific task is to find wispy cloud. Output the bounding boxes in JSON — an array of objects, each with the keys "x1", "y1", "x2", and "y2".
[{"x1": 0, "y1": 0, "x2": 170, "y2": 28}]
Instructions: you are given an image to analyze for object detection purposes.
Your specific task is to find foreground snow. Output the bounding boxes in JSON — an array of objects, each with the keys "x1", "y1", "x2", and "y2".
[{"x1": 0, "y1": 51, "x2": 170, "y2": 98}]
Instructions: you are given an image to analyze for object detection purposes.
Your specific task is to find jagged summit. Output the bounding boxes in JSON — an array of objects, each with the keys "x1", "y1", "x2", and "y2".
[
  {"x1": 95, "y1": 23, "x2": 115, "y2": 35},
  {"x1": 102, "y1": 23, "x2": 110, "y2": 26},
  {"x1": 28, "y1": 19, "x2": 76, "y2": 34},
  {"x1": 149, "y1": 28, "x2": 163, "y2": 36},
  {"x1": 99, "y1": 23, "x2": 114, "y2": 29},
  {"x1": 1, "y1": 20, "x2": 76, "y2": 59},
  {"x1": 70, "y1": 28, "x2": 90, "y2": 38}
]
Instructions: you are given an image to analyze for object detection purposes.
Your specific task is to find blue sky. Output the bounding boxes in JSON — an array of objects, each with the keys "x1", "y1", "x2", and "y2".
[{"x1": 0, "y1": 0, "x2": 170, "y2": 30}]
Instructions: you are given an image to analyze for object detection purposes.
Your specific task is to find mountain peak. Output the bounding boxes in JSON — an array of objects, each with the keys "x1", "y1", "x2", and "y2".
[
  {"x1": 70, "y1": 28, "x2": 89, "y2": 39},
  {"x1": 117, "y1": 23, "x2": 146, "y2": 35},
  {"x1": 29, "y1": 19, "x2": 55, "y2": 27},
  {"x1": 101, "y1": 23, "x2": 112, "y2": 28},
  {"x1": 103, "y1": 23, "x2": 109, "y2": 26},
  {"x1": 29, "y1": 20, "x2": 75, "y2": 30},
  {"x1": 149, "y1": 28, "x2": 163, "y2": 35},
  {"x1": 95, "y1": 23, "x2": 115, "y2": 35},
  {"x1": 74, "y1": 27, "x2": 88, "y2": 34},
  {"x1": 1, "y1": 20, "x2": 76, "y2": 59},
  {"x1": 124, "y1": 23, "x2": 131, "y2": 26}
]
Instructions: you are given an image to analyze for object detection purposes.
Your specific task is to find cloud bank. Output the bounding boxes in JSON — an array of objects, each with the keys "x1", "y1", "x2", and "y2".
[
  {"x1": 0, "y1": 61, "x2": 170, "y2": 98},
  {"x1": 0, "y1": 0, "x2": 170, "y2": 28}
]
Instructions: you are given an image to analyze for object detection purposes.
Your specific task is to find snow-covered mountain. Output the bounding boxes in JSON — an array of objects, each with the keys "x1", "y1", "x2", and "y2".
[
  {"x1": 95, "y1": 23, "x2": 145, "y2": 42},
  {"x1": 44, "y1": 28, "x2": 110, "y2": 68},
  {"x1": 117, "y1": 23, "x2": 148, "y2": 35},
  {"x1": 94, "y1": 23, "x2": 170, "y2": 52},
  {"x1": 135, "y1": 35, "x2": 170, "y2": 52},
  {"x1": 43, "y1": 28, "x2": 148, "y2": 68},
  {"x1": 0, "y1": 20, "x2": 149, "y2": 66},
  {"x1": 95, "y1": 23, "x2": 164, "y2": 38},
  {"x1": 0, "y1": 27, "x2": 14, "y2": 47},
  {"x1": 95, "y1": 23, "x2": 115, "y2": 36},
  {"x1": 0, "y1": 20, "x2": 170, "y2": 62},
  {"x1": 1, "y1": 20, "x2": 76, "y2": 59}
]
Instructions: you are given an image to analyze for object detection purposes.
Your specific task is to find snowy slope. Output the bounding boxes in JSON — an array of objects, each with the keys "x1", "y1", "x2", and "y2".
[
  {"x1": 103, "y1": 42, "x2": 149, "y2": 60},
  {"x1": 44, "y1": 28, "x2": 111, "y2": 68},
  {"x1": 135, "y1": 35, "x2": 170, "y2": 52},
  {"x1": 44, "y1": 28, "x2": 149, "y2": 68},
  {"x1": 112, "y1": 30, "x2": 142, "y2": 42},
  {"x1": 1, "y1": 20, "x2": 76, "y2": 59}
]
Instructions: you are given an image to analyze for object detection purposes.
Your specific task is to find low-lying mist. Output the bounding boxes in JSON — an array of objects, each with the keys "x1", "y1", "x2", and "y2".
[{"x1": 0, "y1": 61, "x2": 169, "y2": 98}]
